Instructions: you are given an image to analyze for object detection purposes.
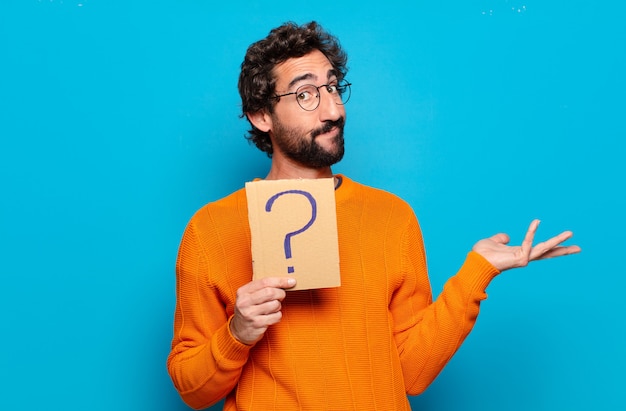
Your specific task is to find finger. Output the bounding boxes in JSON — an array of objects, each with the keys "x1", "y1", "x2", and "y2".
[
  {"x1": 247, "y1": 287, "x2": 287, "y2": 306},
  {"x1": 236, "y1": 298, "x2": 283, "y2": 323},
  {"x1": 521, "y1": 219, "x2": 540, "y2": 257},
  {"x1": 263, "y1": 310, "x2": 284, "y2": 326},
  {"x1": 253, "y1": 277, "x2": 296, "y2": 288},
  {"x1": 529, "y1": 230, "x2": 575, "y2": 261},
  {"x1": 532, "y1": 244, "x2": 581, "y2": 261},
  {"x1": 260, "y1": 299, "x2": 282, "y2": 314},
  {"x1": 237, "y1": 277, "x2": 296, "y2": 299},
  {"x1": 246, "y1": 299, "x2": 283, "y2": 317}
]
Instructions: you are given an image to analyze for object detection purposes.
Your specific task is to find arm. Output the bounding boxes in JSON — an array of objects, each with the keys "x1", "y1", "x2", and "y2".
[
  {"x1": 395, "y1": 218, "x2": 580, "y2": 395},
  {"x1": 166, "y1": 221, "x2": 251, "y2": 410},
  {"x1": 167, "y1": 221, "x2": 296, "y2": 409},
  {"x1": 392, "y1": 216, "x2": 498, "y2": 394}
]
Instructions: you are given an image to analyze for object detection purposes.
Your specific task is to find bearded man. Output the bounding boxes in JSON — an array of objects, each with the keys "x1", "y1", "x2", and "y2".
[{"x1": 167, "y1": 21, "x2": 580, "y2": 410}]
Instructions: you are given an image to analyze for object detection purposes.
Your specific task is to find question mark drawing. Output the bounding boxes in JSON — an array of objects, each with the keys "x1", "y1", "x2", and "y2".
[{"x1": 265, "y1": 190, "x2": 317, "y2": 274}]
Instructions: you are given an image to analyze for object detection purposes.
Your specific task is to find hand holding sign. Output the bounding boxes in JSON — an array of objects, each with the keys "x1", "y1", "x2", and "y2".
[
  {"x1": 246, "y1": 178, "x2": 341, "y2": 291},
  {"x1": 229, "y1": 276, "x2": 297, "y2": 345}
]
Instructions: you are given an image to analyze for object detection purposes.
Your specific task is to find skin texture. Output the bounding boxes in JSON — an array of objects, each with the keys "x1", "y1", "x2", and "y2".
[{"x1": 230, "y1": 50, "x2": 581, "y2": 346}]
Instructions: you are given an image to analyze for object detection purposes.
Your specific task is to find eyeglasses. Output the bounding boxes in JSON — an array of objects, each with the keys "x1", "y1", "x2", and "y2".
[{"x1": 273, "y1": 80, "x2": 352, "y2": 111}]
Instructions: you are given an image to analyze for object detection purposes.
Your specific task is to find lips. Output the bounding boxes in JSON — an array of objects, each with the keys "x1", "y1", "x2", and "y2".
[
  {"x1": 316, "y1": 126, "x2": 338, "y2": 139},
  {"x1": 311, "y1": 117, "x2": 344, "y2": 140}
]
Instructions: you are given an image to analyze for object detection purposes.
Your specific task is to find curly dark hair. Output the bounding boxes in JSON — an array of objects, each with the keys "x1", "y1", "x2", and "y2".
[{"x1": 238, "y1": 21, "x2": 348, "y2": 157}]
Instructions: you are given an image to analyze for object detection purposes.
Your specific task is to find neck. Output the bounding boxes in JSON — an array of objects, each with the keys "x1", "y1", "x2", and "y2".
[{"x1": 265, "y1": 156, "x2": 334, "y2": 181}]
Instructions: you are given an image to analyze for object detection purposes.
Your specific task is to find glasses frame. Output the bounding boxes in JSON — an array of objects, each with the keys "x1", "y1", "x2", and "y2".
[{"x1": 273, "y1": 80, "x2": 352, "y2": 111}]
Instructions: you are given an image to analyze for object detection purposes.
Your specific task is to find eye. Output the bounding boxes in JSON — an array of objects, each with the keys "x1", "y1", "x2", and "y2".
[
  {"x1": 326, "y1": 84, "x2": 339, "y2": 94},
  {"x1": 296, "y1": 85, "x2": 317, "y2": 102},
  {"x1": 297, "y1": 91, "x2": 312, "y2": 101}
]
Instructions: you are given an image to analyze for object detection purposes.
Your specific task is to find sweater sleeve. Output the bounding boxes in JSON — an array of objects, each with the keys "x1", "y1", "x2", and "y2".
[
  {"x1": 392, "y1": 217, "x2": 499, "y2": 395},
  {"x1": 166, "y1": 219, "x2": 252, "y2": 410}
]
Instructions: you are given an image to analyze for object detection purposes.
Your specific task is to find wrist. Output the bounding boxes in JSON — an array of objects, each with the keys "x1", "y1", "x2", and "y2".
[{"x1": 228, "y1": 316, "x2": 255, "y2": 346}]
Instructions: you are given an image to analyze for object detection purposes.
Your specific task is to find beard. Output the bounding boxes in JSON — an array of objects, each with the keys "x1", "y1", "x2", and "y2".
[{"x1": 271, "y1": 117, "x2": 345, "y2": 169}]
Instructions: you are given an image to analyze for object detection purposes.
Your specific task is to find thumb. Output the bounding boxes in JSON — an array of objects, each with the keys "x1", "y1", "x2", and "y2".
[{"x1": 489, "y1": 233, "x2": 510, "y2": 245}]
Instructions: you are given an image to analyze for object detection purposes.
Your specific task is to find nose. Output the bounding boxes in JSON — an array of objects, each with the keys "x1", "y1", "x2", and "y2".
[{"x1": 317, "y1": 88, "x2": 343, "y2": 122}]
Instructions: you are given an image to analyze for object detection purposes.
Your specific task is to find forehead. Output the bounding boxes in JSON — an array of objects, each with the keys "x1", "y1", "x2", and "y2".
[{"x1": 273, "y1": 49, "x2": 335, "y2": 90}]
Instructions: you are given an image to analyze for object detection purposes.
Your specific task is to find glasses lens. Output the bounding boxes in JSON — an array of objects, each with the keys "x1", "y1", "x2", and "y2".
[
  {"x1": 296, "y1": 85, "x2": 320, "y2": 111},
  {"x1": 336, "y1": 81, "x2": 351, "y2": 105}
]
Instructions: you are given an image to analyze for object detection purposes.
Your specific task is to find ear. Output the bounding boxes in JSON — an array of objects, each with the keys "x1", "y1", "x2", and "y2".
[{"x1": 246, "y1": 110, "x2": 273, "y2": 133}]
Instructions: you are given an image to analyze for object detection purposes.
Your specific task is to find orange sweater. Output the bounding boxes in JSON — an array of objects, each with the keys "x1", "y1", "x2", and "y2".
[{"x1": 167, "y1": 175, "x2": 499, "y2": 410}]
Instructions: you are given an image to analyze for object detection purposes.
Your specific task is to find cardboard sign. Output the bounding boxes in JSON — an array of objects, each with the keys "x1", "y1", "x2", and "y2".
[{"x1": 245, "y1": 178, "x2": 341, "y2": 291}]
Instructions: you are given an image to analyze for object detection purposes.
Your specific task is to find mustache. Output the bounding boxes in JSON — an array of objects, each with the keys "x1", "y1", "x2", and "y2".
[{"x1": 311, "y1": 117, "x2": 345, "y2": 139}]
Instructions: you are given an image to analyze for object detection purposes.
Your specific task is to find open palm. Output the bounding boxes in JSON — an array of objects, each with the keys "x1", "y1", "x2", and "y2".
[{"x1": 472, "y1": 219, "x2": 581, "y2": 272}]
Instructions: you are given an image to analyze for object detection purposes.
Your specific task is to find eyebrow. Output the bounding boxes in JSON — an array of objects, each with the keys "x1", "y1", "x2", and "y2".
[{"x1": 286, "y1": 69, "x2": 339, "y2": 90}]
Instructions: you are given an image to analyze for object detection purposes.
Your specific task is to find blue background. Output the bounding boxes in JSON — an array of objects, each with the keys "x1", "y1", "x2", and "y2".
[{"x1": 1, "y1": 1, "x2": 624, "y2": 410}]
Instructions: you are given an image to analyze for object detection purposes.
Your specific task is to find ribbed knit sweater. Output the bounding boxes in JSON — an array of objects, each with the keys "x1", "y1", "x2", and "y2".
[{"x1": 167, "y1": 175, "x2": 500, "y2": 410}]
